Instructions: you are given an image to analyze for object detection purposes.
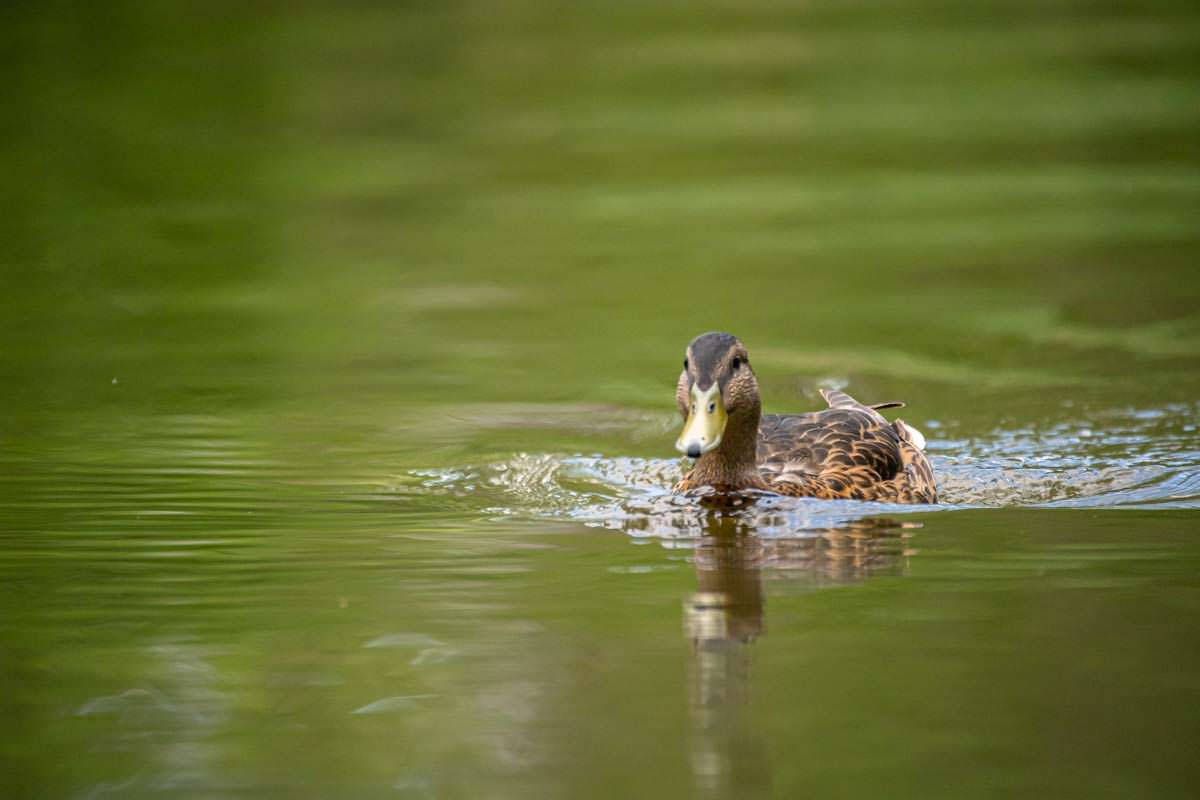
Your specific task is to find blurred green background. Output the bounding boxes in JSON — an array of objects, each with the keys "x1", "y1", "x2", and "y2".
[
  {"x1": 2, "y1": 1, "x2": 1199, "y2": 797},
  {"x1": 4, "y1": 0, "x2": 1199, "y2": 422}
]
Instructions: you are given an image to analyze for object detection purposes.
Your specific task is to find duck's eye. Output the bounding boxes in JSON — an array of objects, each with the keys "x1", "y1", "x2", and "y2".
[
  {"x1": 731, "y1": 356, "x2": 742, "y2": 370},
  {"x1": 683, "y1": 358, "x2": 689, "y2": 370}
]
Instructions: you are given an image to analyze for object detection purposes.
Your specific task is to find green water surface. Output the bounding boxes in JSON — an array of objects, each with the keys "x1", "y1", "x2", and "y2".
[{"x1": 2, "y1": 1, "x2": 1200, "y2": 797}]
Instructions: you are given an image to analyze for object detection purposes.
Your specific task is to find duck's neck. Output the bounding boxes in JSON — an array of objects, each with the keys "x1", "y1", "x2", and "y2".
[{"x1": 689, "y1": 406, "x2": 765, "y2": 491}]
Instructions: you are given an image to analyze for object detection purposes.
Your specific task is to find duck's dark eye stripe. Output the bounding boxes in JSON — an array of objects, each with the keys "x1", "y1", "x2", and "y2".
[{"x1": 732, "y1": 357, "x2": 741, "y2": 370}]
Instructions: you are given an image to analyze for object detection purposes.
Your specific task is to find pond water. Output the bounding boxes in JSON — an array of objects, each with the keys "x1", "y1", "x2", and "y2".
[{"x1": 3, "y1": 2, "x2": 1200, "y2": 797}]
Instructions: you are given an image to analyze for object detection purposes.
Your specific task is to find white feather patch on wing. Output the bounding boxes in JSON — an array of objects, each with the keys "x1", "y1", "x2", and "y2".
[{"x1": 899, "y1": 421, "x2": 927, "y2": 451}]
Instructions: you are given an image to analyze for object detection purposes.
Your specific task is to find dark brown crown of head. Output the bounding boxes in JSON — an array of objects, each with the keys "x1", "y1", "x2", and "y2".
[{"x1": 686, "y1": 331, "x2": 743, "y2": 390}]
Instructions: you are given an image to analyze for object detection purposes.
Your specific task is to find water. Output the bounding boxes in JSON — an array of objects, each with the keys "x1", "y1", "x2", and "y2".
[{"x1": 3, "y1": 1, "x2": 1200, "y2": 797}]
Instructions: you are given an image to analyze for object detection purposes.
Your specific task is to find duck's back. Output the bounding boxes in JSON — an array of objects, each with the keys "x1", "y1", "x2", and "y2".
[{"x1": 756, "y1": 389, "x2": 937, "y2": 503}]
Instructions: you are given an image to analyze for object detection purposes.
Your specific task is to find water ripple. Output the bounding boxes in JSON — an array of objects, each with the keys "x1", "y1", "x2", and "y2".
[{"x1": 410, "y1": 403, "x2": 1200, "y2": 536}]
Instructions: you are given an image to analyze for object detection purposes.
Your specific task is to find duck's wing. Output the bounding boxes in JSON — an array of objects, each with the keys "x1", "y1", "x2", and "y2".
[
  {"x1": 757, "y1": 389, "x2": 936, "y2": 503},
  {"x1": 757, "y1": 409, "x2": 903, "y2": 486}
]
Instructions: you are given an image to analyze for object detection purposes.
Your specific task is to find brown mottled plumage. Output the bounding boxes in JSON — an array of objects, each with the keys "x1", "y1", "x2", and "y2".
[{"x1": 673, "y1": 332, "x2": 937, "y2": 504}]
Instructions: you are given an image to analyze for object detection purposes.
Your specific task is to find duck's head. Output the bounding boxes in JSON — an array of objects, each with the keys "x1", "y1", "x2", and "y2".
[{"x1": 675, "y1": 332, "x2": 761, "y2": 459}]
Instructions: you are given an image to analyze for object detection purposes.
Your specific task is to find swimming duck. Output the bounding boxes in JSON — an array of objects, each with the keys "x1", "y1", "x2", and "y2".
[{"x1": 673, "y1": 332, "x2": 937, "y2": 503}]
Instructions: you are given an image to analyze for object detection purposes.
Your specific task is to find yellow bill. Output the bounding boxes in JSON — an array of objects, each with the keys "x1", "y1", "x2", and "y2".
[{"x1": 675, "y1": 383, "x2": 727, "y2": 458}]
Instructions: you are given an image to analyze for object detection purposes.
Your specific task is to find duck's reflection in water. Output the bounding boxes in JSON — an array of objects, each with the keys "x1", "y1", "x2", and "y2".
[{"x1": 683, "y1": 515, "x2": 917, "y2": 799}]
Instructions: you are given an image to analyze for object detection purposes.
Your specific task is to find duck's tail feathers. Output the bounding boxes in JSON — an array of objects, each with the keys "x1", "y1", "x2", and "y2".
[
  {"x1": 893, "y1": 418, "x2": 927, "y2": 451},
  {"x1": 820, "y1": 389, "x2": 905, "y2": 413},
  {"x1": 820, "y1": 388, "x2": 860, "y2": 409}
]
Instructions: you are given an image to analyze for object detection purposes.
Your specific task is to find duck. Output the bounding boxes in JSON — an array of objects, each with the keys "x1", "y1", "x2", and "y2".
[{"x1": 673, "y1": 332, "x2": 937, "y2": 503}]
